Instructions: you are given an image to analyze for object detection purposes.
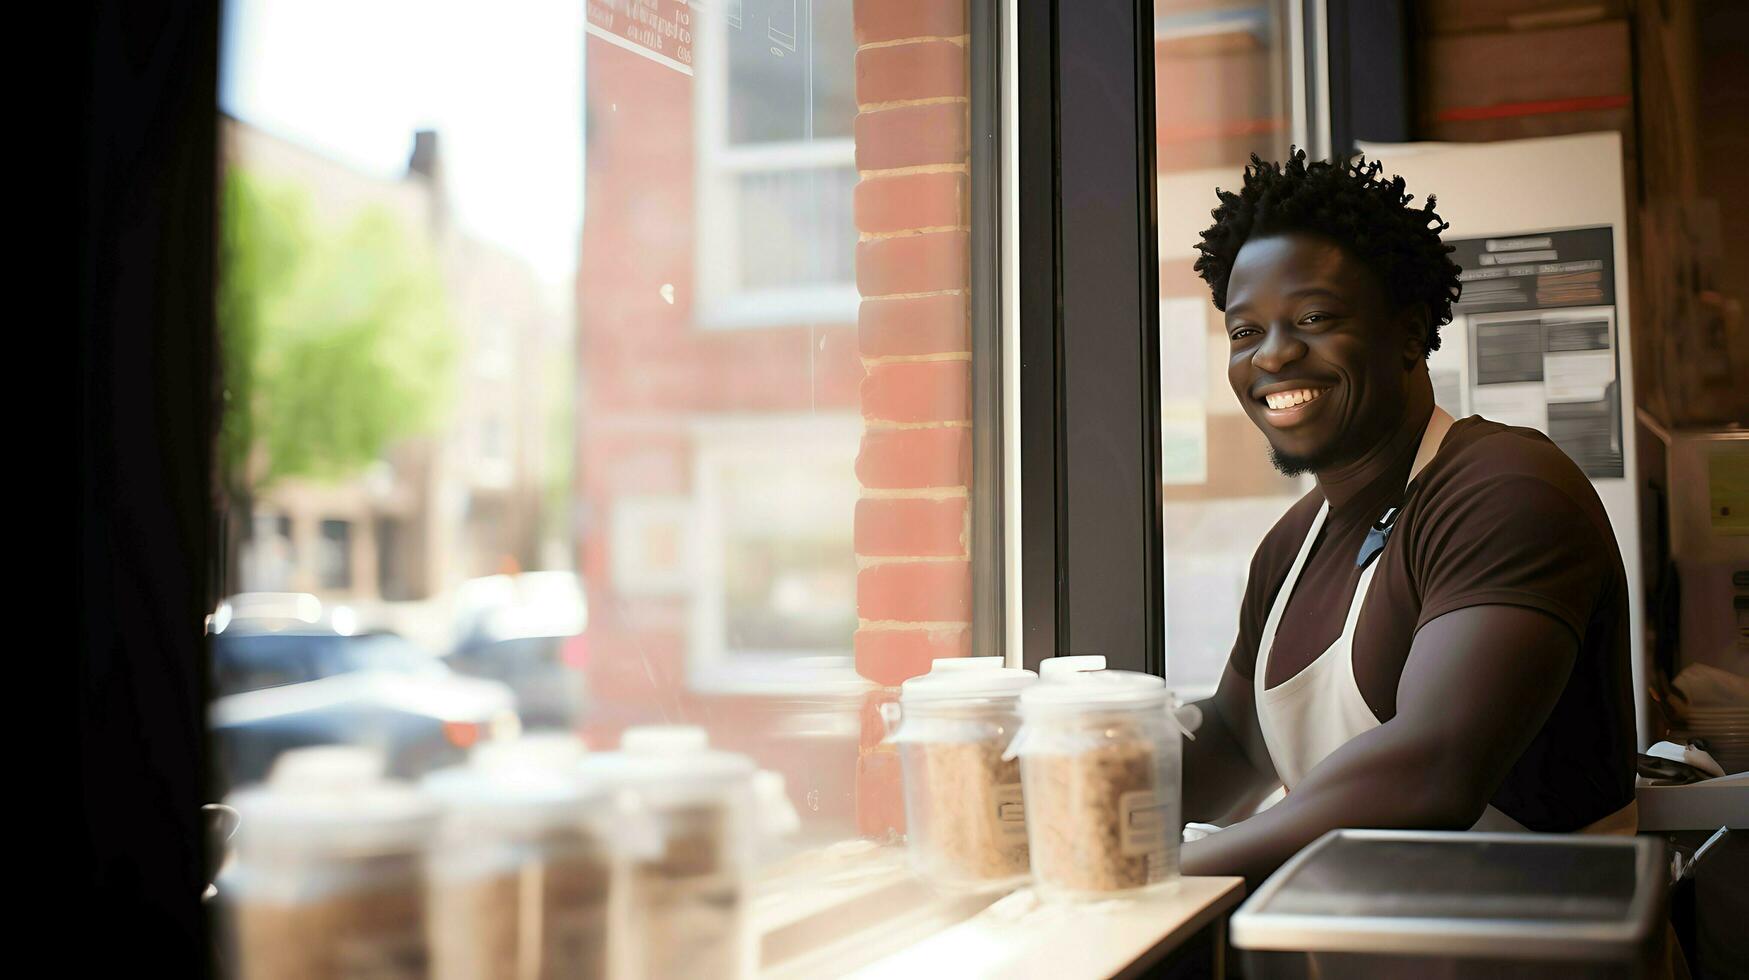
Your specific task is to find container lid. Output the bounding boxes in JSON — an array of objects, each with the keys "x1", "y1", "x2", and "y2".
[
  {"x1": 900, "y1": 664, "x2": 1037, "y2": 704},
  {"x1": 753, "y1": 769, "x2": 801, "y2": 838},
  {"x1": 1230, "y1": 829, "x2": 1667, "y2": 962},
  {"x1": 422, "y1": 765, "x2": 586, "y2": 830},
  {"x1": 1018, "y1": 669, "x2": 1167, "y2": 709},
  {"x1": 1038, "y1": 655, "x2": 1106, "y2": 679},
  {"x1": 471, "y1": 732, "x2": 587, "y2": 772},
  {"x1": 227, "y1": 746, "x2": 438, "y2": 857},
  {"x1": 422, "y1": 734, "x2": 600, "y2": 830},
  {"x1": 576, "y1": 725, "x2": 756, "y2": 794},
  {"x1": 930, "y1": 656, "x2": 1005, "y2": 672}
]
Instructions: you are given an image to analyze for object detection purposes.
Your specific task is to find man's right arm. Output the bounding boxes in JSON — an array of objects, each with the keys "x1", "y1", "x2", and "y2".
[{"x1": 1183, "y1": 661, "x2": 1279, "y2": 823}]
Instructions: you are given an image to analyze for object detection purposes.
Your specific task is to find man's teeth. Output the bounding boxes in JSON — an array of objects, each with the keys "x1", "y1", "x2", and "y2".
[{"x1": 1264, "y1": 388, "x2": 1326, "y2": 410}]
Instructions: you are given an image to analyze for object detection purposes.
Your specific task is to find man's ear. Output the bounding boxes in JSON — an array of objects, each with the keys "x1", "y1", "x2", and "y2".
[{"x1": 1399, "y1": 304, "x2": 1430, "y2": 366}]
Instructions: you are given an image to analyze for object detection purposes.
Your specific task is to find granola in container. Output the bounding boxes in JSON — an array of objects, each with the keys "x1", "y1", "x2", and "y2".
[
  {"x1": 885, "y1": 658, "x2": 1038, "y2": 891},
  {"x1": 1006, "y1": 668, "x2": 1182, "y2": 901},
  {"x1": 577, "y1": 725, "x2": 766, "y2": 980},
  {"x1": 421, "y1": 734, "x2": 611, "y2": 980},
  {"x1": 219, "y1": 746, "x2": 438, "y2": 980}
]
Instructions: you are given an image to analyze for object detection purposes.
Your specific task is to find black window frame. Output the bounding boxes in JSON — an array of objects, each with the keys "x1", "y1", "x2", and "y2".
[
  {"x1": 80, "y1": 0, "x2": 1207, "y2": 969},
  {"x1": 1017, "y1": 0, "x2": 1166, "y2": 675},
  {"x1": 77, "y1": 0, "x2": 221, "y2": 972}
]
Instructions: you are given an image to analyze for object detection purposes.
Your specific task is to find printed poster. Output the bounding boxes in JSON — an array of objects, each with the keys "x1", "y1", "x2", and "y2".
[{"x1": 587, "y1": 0, "x2": 696, "y2": 75}]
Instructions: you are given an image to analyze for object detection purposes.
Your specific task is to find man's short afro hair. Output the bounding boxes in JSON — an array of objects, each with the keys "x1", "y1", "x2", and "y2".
[{"x1": 1193, "y1": 148, "x2": 1463, "y2": 355}]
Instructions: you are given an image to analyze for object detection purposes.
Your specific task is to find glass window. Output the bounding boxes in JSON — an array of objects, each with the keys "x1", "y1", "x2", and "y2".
[
  {"x1": 1154, "y1": 0, "x2": 1303, "y2": 697},
  {"x1": 216, "y1": 3, "x2": 991, "y2": 968},
  {"x1": 696, "y1": 0, "x2": 861, "y2": 326},
  {"x1": 316, "y1": 519, "x2": 352, "y2": 589},
  {"x1": 726, "y1": 0, "x2": 856, "y2": 144},
  {"x1": 694, "y1": 422, "x2": 862, "y2": 665},
  {"x1": 374, "y1": 516, "x2": 409, "y2": 600}
]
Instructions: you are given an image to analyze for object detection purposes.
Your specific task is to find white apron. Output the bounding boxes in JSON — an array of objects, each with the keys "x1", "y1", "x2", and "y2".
[{"x1": 1251, "y1": 406, "x2": 1637, "y2": 834}]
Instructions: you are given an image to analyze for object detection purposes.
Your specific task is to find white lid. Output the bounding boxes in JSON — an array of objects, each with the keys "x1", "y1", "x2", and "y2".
[
  {"x1": 576, "y1": 725, "x2": 756, "y2": 794},
  {"x1": 227, "y1": 746, "x2": 438, "y2": 857},
  {"x1": 622, "y1": 725, "x2": 708, "y2": 754},
  {"x1": 268, "y1": 744, "x2": 384, "y2": 789},
  {"x1": 421, "y1": 734, "x2": 600, "y2": 831},
  {"x1": 421, "y1": 765, "x2": 588, "y2": 831},
  {"x1": 1018, "y1": 669, "x2": 1168, "y2": 709},
  {"x1": 900, "y1": 665, "x2": 1037, "y2": 704},
  {"x1": 1038, "y1": 655, "x2": 1107, "y2": 679},
  {"x1": 471, "y1": 732, "x2": 587, "y2": 772},
  {"x1": 930, "y1": 656, "x2": 1004, "y2": 672},
  {"x1": 753, "y1": 770, "x2": 801, "y2": 838}
]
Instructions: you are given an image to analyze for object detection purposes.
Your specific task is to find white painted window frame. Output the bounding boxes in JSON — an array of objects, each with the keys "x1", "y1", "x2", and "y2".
[
  {"x1": 687, "y1": 412, "x2": 863, "y2": 687},
  {"x1": 691, "y1": 0, "x2": 860, "y2": 330}
]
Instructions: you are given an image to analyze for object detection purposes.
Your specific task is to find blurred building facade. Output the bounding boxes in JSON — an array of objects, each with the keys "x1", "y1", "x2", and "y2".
[
  {"x1": 223, "y1": 118, "x2": 569, "y2": 611},
  {"x1": 573, "y1": 10, "x2": 866, "y2": 727}
]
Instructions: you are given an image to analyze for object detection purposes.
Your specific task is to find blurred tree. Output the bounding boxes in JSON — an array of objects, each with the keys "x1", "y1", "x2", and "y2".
[
  {"x1": 218, "y1": 169, "x2": 456, "y2": 588},
  {"x1": 540, "y1": 346, "x2": 574, "y2": 564}
]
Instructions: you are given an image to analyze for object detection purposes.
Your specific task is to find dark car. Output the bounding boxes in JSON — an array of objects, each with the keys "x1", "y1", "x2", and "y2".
[
  {"x1": 212, "y1": 628, "x2": 447, "y2": 697},
  {"x1": 445, "y1": 572, "x2": 589, "y2": 730},
  {"x1": 208, "y1": 595, "x2": 517, "y2": 794}
]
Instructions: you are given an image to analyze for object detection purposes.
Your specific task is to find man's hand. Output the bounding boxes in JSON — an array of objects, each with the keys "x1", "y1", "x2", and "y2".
[
  {"x1": 1181, "y1": 603, "x2": 1577, "y2": 884},
  {"x1": 1182, "y1": 663, "x2": 1279, "y2": 824}
]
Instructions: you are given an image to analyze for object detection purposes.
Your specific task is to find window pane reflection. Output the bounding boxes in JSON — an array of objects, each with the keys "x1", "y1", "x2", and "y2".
[{"x1": 1154, "y1": 0, "x2": 1301, "y2": 696}]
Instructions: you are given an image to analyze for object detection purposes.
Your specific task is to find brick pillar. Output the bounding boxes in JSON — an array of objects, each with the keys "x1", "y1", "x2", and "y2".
[{"x1": 850, "y1": 0, "x2": 972, "y2": 839}]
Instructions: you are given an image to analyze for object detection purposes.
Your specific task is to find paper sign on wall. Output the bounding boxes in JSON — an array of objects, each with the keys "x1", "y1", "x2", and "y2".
[
  {"x1": 1444, "y1": 227, "x2": 1625, "y2": 478},
  {"x1": 587, "y1": 0, "x2": 696, "y2": 76}
]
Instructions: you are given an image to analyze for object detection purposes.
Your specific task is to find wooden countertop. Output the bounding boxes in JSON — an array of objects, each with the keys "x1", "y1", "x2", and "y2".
[{"x1": 844, "y1": 876, "x2": 1247, "y2": 979}]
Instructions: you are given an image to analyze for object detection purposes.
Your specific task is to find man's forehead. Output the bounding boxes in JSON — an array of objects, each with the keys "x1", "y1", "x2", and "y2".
[{"x1": 1229, "y1": 232, "x2": 1370, "y2": 294}]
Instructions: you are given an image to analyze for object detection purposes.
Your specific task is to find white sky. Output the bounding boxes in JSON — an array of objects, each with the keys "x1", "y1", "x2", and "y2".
[{"x1": 221, "y1": 0, "x2": 585, "y2": 285}]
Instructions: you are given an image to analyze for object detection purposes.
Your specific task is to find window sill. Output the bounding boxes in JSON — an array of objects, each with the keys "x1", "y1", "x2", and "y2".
[
  {"x1": 755, "y1": 842, "x2": 1001, "y2": 978},
  {"x1": 754, "y1": 841, "x2": 1246, "y2": 979}
]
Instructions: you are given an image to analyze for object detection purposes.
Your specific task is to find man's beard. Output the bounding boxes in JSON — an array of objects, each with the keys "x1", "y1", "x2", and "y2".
[{"x1": 1268, "y1": 443, "x2": 1339, "y2": 477}]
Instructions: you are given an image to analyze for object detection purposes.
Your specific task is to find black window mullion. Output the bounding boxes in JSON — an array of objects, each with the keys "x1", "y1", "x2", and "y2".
[
  {"x1": 1019, "y1": 0, "x2": 1164, "y2": 676},
  {"x1": 1017, "y1": 0, "x2": 1063, "y2": 669},
  {"x1": 970, "y1": 0, "x2": 1004, "y2": 661}
]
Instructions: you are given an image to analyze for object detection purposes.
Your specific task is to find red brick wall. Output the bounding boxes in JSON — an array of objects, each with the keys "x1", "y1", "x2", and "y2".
[
  {"x1": 576, "y1": 1, "x2": 976, "y2": 843},
  {"x1": 850, "y1": 0, "x2": 974, "y2": 838},
  {"x1": 574, "y1": 37, "x2": 863, "y2": 735}
]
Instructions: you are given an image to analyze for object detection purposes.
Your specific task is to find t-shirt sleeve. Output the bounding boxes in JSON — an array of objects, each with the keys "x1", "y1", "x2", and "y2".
[
  {"x1": 1410, "y1": 471, "x2": 1611, "y2": 640},
  {"x1": 1230, "y1": 557, "x2": 1267, "y2": 680}
]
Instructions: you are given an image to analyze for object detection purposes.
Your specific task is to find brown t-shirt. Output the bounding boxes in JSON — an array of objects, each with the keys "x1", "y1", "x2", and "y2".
[{"x1": 1232, "y1": 416, "x2": 1636, "y2": 831}]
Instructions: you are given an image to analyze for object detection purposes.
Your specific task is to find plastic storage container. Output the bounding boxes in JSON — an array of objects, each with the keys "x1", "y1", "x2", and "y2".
[
  {"x1": 579, "y1": 726, "x2": 761, "y2": 980},
  {"x1": 421, "y1": 734, "x2": 611, "y2": 980},
  {"x1": 884, "y1": 658, "x2": 1038, "y2": 891},
  {"x1": 1231, "y1": 829, "x2": 1670, "y2": 979},
  {"x1": 220, "y1": 746, "x2": 439, "y2": 980},
  {"x1": 1006, "y1": 669, "x2": 1182, "y2": 900},
  {"x1": 689, "y1": 656, "x2": 871, "y2": 850}
]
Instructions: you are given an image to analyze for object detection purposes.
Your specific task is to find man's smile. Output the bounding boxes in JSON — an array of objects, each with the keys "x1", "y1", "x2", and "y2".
[{"x1": 1251, "y1": 380, "x2": 1335, "y2": 428}]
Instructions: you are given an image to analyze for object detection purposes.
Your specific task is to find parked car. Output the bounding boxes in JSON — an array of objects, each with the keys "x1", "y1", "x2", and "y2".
[
  {"x1": 445, "y1": 572, "x2": 589, "y2": 730},
  {"x1": 207, "y1": 594, "x2": 519, "y2": 795}
]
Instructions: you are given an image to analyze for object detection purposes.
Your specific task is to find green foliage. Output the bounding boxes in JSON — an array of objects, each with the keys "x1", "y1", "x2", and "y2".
[
  {"x1": 218, "y1": 170, "x2": 456, "y2": 495},
  {"x1": 539, "y1": 347, "x2": 574, "y2": 547}
]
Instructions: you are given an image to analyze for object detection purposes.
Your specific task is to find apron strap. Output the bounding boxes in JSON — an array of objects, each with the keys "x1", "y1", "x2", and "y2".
[
  {"x1": 1254, "y1": 502, "x2": 1329, "y2": 699},
  {"x1": 1254, "y1": 406, "x2": 1457, "y2": 791}
]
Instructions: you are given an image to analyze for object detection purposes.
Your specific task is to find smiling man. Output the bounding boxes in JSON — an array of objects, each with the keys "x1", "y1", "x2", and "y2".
[{"x1": 1178, "y1": 151, "x2": 1638, "y2": 884}]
